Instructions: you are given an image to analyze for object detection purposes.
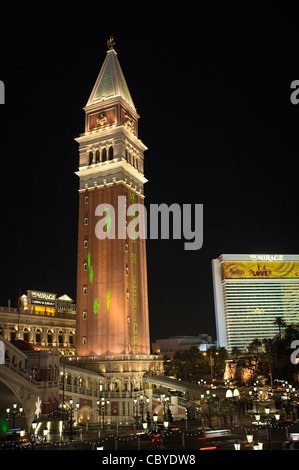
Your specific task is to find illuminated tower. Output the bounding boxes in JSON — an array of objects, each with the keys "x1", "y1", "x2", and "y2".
[{"x1": 75, "y1": 39, "x2": 151, "y2": 358}]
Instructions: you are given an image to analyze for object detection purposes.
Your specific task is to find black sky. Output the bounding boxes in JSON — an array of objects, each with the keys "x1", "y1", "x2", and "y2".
[{"x1": 1, "y1": 3, "x2": 299, "y2": 346}]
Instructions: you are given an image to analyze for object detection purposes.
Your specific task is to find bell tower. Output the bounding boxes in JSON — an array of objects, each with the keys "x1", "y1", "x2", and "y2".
[{"x1": 75, "y1": 39, "x2": 151, "y2": 358}]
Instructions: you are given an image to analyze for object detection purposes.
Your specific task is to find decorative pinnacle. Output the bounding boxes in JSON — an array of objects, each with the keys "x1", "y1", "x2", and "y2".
[{"x1": 107, "y1": 36, "x2": 115, "y2": 49}]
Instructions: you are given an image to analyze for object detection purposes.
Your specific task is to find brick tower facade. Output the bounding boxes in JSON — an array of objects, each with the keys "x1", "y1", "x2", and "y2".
[{"x1": 75, "y1": 41, "x2": 151, "y2": 358}]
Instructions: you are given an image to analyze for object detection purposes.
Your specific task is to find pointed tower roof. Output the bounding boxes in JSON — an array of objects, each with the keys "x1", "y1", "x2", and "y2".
[{"x1": 86, "y1": 41, "x2": 136, "y2": 111}]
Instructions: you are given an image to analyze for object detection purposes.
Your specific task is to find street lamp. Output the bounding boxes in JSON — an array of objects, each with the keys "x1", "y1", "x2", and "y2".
[
  {"x1": 30, "y1": 419, "x2": 37, "y2": 448},
  {"x1": 142, "y1": 421, "x2": 148, "y2": 431},
  {"x1": 158, "y1": 393, "x2": 170, "y2": 422},
  {"x1": 41, "y1": 427, "x2": 48, "y2": 448},
  {"x1": 6, "y1": 402, "x2": 23, "y2": 428},
  {"x1": 98, "y1": 397, "x2": 109, "y2": 431},
  {"x1": 69, "y1": 399, "x2": 74, "y2": 440}
]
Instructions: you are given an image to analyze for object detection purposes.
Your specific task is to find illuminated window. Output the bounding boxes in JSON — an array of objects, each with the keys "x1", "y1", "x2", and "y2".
[
  {"x1": 83, "y1": 310, "x2": 87, "y2": 319},
  {"x1": 85, "y1": 196, "x2": 88, "y2": 204},
  {"x1": 82, "y1": 336, "x2": 87, "y2": 345},
  {"x1": 128, "y1": 343, "x2": 131, "y2": 353},
  {"x1": 125, "y1": 242, "x2": 128, "y2": 252},
  {"x1": 83, "y1": 286, "x2": 87, "y2": 295},
  {"x1": 126, "y1": 289, "x2": 129, "y2": 300},
  {"x1": 84, "y1": 217, "x2": 88, "y2": 225},
  {"x1": 126, "y1": 264, "x2": 129, "y2": 275},
  {"x1": 127, "y1": 316, "x2": 130, "y2": 325},
  {"x1": 84, "y1": 240, "x2": 88, "y2": 248},
  {"x1": 84, "y1": 263, "x2": 87, "y2": 271}
]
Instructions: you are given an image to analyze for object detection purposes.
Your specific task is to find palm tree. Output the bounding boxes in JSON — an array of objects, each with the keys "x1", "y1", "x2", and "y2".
[
  {"x1": 262, "y1": 338, "x2": 274, "y2": 388},
  {"x1": 231, "y1": 347, "x2": 243, "y2": 358},
  {"x1": 248, "y1": 338, "x2": 262, "y2": 355},
  {"x1": 273, "y1": 316, "x2": 286, "y2": 338}
]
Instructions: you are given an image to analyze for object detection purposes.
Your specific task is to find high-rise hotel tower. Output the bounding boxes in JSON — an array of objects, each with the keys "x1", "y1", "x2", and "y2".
[
  {"x1": 75, "y1": 40, "x2": 152, "y2": 359},
  {"x1": 212, "y1": 254, "x2": 299, "y2": 352}
]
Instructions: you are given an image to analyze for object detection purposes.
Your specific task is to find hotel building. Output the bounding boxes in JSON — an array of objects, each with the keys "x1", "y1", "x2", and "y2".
[{"x1": 212, "y1": 254, "x2": 299, "y2": 352}]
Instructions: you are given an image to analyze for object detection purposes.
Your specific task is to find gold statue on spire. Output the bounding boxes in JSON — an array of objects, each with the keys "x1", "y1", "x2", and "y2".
[{"x1": 107, "y1": 36, "x2": 115, "y2": 49}]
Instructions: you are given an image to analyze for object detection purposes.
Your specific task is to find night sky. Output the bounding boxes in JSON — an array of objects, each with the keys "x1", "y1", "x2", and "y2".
[{"x1": 1, "y1": 4, "x2": 299, "y2": 346}]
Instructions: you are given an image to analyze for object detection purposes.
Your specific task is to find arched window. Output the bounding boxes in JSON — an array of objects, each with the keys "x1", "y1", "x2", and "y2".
[
  {"x1": 83, "y1": 286, "x2": 87, "y2": 295},
  {"x1": 102, "y1": 148, "x2": 107, "y2": 161},
  {"x1": 95, "y1": 149, "x2": 100, "y2": 163},
  {"x1": 23, "y1": 328, "x2": 29, "y2": 342},
  {"x1": 10, "y1": 327, "x2": 16, "y2": 341},
  {"x1": 47, "y1": 330, "x2": 53, "y2": 344},
  {"x1": 82, "y1": 337, "x2": 87, "y2": 345},
  {"x1": 69, "y1": 332, "x2": 74, "y2": 345},
  {"x1": 58, "y1": 331, "x2": 63, "y2": 344},
  {"x1": 108, "y1": 146, "x2": 114, "y2": 160},
  {"x1": 88, "y1": 152, "x2": 93, "y2": 165},
  {"x1": 36, "y1": 329, "x2": 41, "y2": 343},
  {"x1": 83, "y1": 310, "x2": 87, "y2": 319}
]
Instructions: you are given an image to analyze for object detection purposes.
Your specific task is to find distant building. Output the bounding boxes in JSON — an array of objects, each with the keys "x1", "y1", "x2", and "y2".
[
  {"x1": 212, "y1": 253, "x2": 299, "y2": 352},
  {"x1": 152, "y1": 335, "x2": 215, "y2": 356},
  {"x1": 0, "y1": 290, "x2": 76, "y2": 356},
  {"x1": 26, "y1": 290, "x2": 76, "y2": 316}
]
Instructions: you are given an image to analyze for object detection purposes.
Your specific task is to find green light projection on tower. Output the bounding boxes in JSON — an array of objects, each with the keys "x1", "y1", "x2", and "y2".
[
  {"x1": 87, "y1": 252, "x2": 94, "y2": 284},
  {"x1": 89, "y1": 265, "x2": 94, "y2": 284},
  {"x1": 106, "y1": 290, "x2": 111, "y2": 311},
  {"x1": 104, "y1": 207, "x2": 112, "y2": 233},
  {"x1": 93, "y1": 297, "x2": 99, "y2": 314}
]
